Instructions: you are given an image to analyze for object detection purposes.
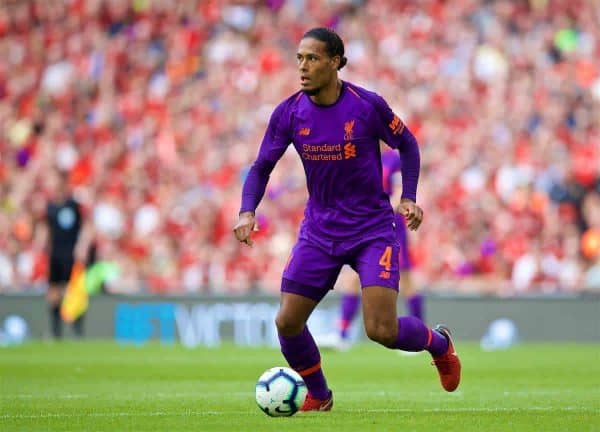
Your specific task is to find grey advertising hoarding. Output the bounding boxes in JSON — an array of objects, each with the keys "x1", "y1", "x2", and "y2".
[{"x1": 0, "y1": 293, "x2": 598, "y2": 344}]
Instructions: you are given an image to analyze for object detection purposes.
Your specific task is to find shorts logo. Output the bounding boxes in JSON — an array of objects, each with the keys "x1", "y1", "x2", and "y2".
[
  {"x1": 378, "y1": 270, "x2": 391, "y2": 279},
  {"x1": 299, "y1": 127, "x2": 311, "y2": 136},
  {"x1": 344, "y1": 143, "x2": 356, "y2": 159},
  {"x1": 388, "y1": 115, "x2": 404, "y2": 135},
  {"x1": 344, "y1": 120, "x2": 355, "y2": 140}
]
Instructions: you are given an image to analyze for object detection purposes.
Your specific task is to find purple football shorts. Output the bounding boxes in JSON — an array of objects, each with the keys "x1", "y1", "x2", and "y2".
[{"x1": 281, "y1": 231, "x2": 400, "y2": 302}]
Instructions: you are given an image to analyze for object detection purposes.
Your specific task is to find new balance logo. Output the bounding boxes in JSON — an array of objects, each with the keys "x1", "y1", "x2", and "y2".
[
  {"x1": 299, "y1": 128, "x2": 311, "y2": 136},
  {"x1": 344, "y1": 143, "x2": 356, "y2": 159},
  {"x1": 378, "y1": 270, "x2": 391, "y2": 279}
]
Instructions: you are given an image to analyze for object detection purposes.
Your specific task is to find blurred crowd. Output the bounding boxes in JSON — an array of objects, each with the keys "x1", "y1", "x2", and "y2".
[{"x1": 1, "y1": 0, "x2": 599, "y2": 296}]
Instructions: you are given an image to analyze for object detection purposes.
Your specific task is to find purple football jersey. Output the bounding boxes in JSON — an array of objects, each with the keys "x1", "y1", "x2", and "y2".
[{"x1": 241, "y1": 80, "x2": 420, "y2": 242}]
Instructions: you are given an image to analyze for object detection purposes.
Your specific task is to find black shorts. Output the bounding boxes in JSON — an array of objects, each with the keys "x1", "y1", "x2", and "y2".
[{"x1": 49, "y1": 255, "x2": 74, "y2": 284}]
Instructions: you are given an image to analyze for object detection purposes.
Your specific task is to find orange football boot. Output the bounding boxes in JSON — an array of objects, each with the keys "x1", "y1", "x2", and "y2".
[
  {"x1": 431, "y1": 325, "x2": 461, "y2": 392},
  {"x1": 300, "y1": 390, "x2": 333, "y2": 412}
]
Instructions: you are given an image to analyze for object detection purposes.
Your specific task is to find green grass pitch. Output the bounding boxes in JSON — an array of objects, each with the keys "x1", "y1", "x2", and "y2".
[{"x1": 1, "y1": 341, "x2": 598, "y2": 431}]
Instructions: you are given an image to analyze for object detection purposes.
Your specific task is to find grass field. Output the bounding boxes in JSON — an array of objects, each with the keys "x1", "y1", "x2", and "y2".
[{"x1": 1, "y1": 341, "x2": 598, "y2": 431}]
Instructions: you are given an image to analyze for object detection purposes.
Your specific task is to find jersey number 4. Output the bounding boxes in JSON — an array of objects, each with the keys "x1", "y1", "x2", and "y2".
[{"x1": 378, "y1": 246, "x2": 392, "y2": 271}]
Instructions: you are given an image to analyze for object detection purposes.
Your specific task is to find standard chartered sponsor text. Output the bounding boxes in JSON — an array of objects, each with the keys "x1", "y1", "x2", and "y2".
[
  {"x1": 301, "y1": 143, "x2": 343, "y2": 161},
  {"x1": 302, "y1": 143, "x2": 341, "y2": 152}
]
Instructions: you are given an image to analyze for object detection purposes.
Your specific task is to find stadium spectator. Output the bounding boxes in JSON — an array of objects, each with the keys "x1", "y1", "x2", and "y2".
[{"x1": 0, "y1": 0, "x2": 598, "y2": 295}]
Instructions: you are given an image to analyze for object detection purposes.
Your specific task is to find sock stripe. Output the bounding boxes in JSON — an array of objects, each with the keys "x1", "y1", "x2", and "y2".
[
  {"x1": 425, "y1": 328, "x2": 433, "y2": 348},
  {"x1": 297, "y1": 361, "x2": 321, "y2": 377}
]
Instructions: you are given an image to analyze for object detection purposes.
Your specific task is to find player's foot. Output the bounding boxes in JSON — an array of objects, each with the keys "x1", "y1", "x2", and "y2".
[
  {"x1": 431, "y1": 325, "x2": 461, "y2": 392},
  {"x1": 300, "y1": 390, "x2": 333, "y2": 412}
]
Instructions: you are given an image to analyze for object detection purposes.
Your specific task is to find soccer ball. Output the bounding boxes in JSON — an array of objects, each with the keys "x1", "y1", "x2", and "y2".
[{"x1": 255, "y1": 367, "x2": 307, "y2": 417}]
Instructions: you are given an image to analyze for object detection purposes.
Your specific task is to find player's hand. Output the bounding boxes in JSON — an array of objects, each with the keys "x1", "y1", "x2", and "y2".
[
  {"x1": 398, "y1": 198, "x2": 423, "y2": 231},
  {"x1": 233, "y1": 211, "x2": 259, "y2": 246}
]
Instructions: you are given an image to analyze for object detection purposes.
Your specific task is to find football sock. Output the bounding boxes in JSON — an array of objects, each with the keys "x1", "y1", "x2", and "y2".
[
  {"x1": 50, "y1": 304, "x2": 62, "y2": 339},
  {"x1": 394, "y1": 316, "x2": 448, "y2": 356},
  {"x1": 339, "y1": 293, "x2": 361, "y2": 340},
  {"x1": 279, "y1": 326, "x2": 330, "y2": 400},
  {"x1": 406, "y1": 293, "x2": 424, "y2": 321}
]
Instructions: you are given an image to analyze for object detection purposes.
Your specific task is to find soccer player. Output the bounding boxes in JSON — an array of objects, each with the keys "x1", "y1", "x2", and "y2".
[
  {"x1": 320, "y1": 149, "x2": 425, "y2": 352},
  {"x1": 233, "y1": 28, "x2": 461, "y2": 411}
]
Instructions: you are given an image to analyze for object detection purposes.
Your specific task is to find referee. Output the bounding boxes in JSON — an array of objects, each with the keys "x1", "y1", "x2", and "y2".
[{"x1": 44, "y1": 171, "x2": 94, "y2": 339}]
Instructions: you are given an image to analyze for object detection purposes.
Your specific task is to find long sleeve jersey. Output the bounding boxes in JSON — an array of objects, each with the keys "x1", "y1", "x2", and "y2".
[{"x1": 241, "y1": 80, "x2": 420, "y2": 242}]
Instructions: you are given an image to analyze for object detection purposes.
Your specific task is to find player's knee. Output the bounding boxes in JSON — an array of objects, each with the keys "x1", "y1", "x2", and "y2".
[
  {"x1": 275, "y1": 312, "x2": 304, "y2": 337},
  {"x1": 364, "y1": 320, "x2": 396, "y2": 347}
]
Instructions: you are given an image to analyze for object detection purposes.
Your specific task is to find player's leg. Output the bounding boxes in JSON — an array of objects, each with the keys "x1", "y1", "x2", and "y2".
[
  {"x1": 46, "y1": 256, "x2": 68, "y2": 339},
  {"x1": 400, "y1": 271, "x2": 424, "y2": 321},
  {"x1": 397, "y1": 272, "x2": 424, "y2": 356},
  {"x1": 317, "y1": 268, "x2": 361, "y2": 350},
  {"x1": 396, "y1": 214, "x2": 424, "y2": 321},
  {"x1": 361, "y1": 286, "x2": 460, "y2": 391},
  {"x1": 46, "y1": 283, "x2": 63, "y2": 339},
  {"x1": 337, "y1": 271, "x2": 361, "y2": 343},
  {"x1": 72, "y1": 315, "x2": 84, "y2": 338},
  {"x1": 361, "y1": 286, "x2": 444, "y2": 351},
  {"x1": 276, "y1": 238, "x2": 342, "y2": 410},
  {"x1": 356, "y1": 238, "x2": 461, "y2": 392},
  {"x1": 276, "y1": 291, "x2": 332, "y2": 405}
]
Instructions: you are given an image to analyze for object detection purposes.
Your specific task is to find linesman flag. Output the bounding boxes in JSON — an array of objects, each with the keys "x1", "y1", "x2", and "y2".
[{"x1": 60, "y1": 261, "x2": 89, "y2": 323}]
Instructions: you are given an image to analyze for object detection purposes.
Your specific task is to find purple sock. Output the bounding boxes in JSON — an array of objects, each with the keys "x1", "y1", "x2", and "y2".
[
  {"x1": 279, "y1": 326, "x2": 330, "y2": 399},
  {"x1": 394, "y1": 316, "x2": 448, "y2": 356},
  {"x1": 406, "y1": 294, "x2": 424, "y2": 321},
  {"x1": 339, "y1": 293, "x2": 361, "y2": 339}
]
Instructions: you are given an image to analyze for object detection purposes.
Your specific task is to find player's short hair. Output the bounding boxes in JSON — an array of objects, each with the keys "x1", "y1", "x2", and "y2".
[{"x1": 302, "y1": 27, "x2": 348, "y2": 70}]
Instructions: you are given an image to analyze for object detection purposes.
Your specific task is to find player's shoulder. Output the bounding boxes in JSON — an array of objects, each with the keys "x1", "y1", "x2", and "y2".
[
  {"x1": 343, "y1": 81, "x2": 390, "y2": 111},
  {"x1": 274, "y1": 90, "x2": 305, "y2": 115},
  {"x1": 265, "y1": 91, "x2": 305, "y2": 128}
]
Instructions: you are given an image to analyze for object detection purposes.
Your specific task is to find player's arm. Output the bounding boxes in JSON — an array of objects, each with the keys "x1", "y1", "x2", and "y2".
[
  {"x1": 234, "y1": 103, "x2": 292, "y2": 246},
  {"x1": 372, "y1": 96, "x2": 423, "y2": 230}
]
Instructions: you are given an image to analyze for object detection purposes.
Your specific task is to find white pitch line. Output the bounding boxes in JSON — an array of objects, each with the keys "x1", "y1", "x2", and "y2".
[
  {"x1": 1, "y1": 394, "x2": 88, "y2": 400},
  {"x1": 6, "y1": 390, "x2": 588, "y2": 400},
  {"x1": 0, "y1": 407, "x2": 594, "y2": 420},
  {"x1": 344, "y1": 407, "x2": 594, "y2": 413}
]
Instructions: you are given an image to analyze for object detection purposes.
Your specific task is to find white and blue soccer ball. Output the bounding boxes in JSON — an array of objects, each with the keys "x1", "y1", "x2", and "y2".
[{"x1": 255, "y1": 366, "x2": 307, "y2": 417}]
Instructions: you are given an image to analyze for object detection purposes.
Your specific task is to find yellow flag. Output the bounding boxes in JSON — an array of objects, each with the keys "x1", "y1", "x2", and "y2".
[{"x1": 60, "y1": 262, "x2": 89, "y2": 323}]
